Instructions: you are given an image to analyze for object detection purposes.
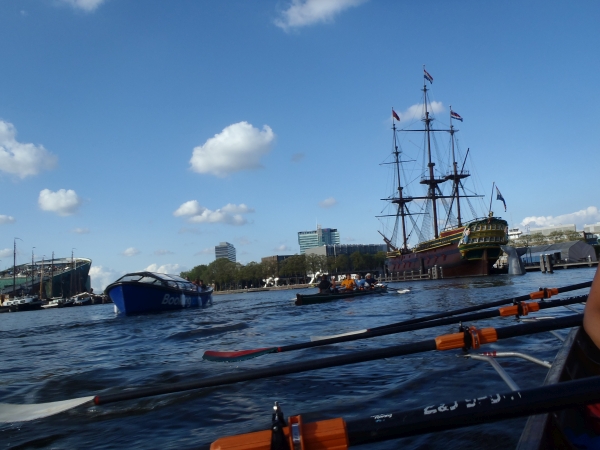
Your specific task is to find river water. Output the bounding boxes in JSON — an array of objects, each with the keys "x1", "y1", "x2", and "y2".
[{"x1": 0, "y1": 268, "x2": 595, "y2": 449}]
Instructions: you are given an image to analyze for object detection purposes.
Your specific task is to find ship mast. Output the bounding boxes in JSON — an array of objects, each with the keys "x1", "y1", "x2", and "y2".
[
  {"x1": 445, "y1": 106, "x2": 470, "y2": 227},
  {"x1": 420, "y1": 68, "x2": 447, "y2": 239},
  {"x1": 392, "y1": 121, "x2": 410, "y2": 251}
]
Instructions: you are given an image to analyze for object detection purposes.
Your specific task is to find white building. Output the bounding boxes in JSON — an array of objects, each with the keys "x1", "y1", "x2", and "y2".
[
  {"x1": 528, "y1": 224, "x2": 576, "y2": 236},
  {"x1": 584, "y1": 222, "x2": 600, "y2": 234}
]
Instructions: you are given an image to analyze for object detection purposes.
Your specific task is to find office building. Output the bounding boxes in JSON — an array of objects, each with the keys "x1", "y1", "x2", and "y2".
[
  {"x1": 298, "y1": 225, "x2": 340, "y2": 254},
  {"x1": 215, "y1": 242, "x2": 236, "y2": 263}
]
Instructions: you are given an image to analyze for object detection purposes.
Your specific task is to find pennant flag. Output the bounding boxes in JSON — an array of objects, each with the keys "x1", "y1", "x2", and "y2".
[
  {"x1": 424, "y1": 69, "x2": 434, "y2": 84},
  {"x1": 496, "y1": 186, "x2": 507, "y2": 212},
  {"x1": 392, "y1": 109, "x2": 400, "y2": 121},
  {"x1": 450, "y1": 110, "x2": 463, "y2": 122}
]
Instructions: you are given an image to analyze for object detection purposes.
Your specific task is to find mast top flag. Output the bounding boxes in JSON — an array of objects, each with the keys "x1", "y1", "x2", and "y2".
[{"x1": 424, "y1": 68, "x2": 434, "y2": 84}]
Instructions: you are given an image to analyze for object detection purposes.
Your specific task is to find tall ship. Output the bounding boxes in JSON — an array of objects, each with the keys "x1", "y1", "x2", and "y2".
[
  {"x1": 379, "y1": 68, "x2": 508, "y2": 278},
  {"x1": 0, "y1": 252, "x2": 92, "y2": 299}
]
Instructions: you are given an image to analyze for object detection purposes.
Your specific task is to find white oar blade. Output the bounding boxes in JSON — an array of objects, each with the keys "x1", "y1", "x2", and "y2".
[
  {"x1": 310, "y1": 329, "x2": 367, "y2": 342},
  {"x1": 0, "y1": 396, "x2": 94, "y2": 423},
  {"x1": 396, "y1": 289, "x2": 410, "y2": 294}
]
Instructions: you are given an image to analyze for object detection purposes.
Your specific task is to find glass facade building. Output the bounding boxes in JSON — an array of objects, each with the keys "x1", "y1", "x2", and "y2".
[
  {"x1": 297, "y1": 226, "x2": 340, "y2": 254},
  {"x1": 215, "y1": 242, "x2": 236, "y2": 263}
]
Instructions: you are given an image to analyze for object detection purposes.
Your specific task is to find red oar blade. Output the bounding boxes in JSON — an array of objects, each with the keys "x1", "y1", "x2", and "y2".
[{"x1": 202, "y1": 347, "x2": 278, "y2": 362}]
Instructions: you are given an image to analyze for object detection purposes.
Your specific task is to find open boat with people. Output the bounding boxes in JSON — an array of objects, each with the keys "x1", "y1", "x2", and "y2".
[
  {"x1": 295, "y1": 286, "x2": 388, "y2": 306},
  {"x1": 105, "y1": 271, "x2": 213, "y2": 315}
]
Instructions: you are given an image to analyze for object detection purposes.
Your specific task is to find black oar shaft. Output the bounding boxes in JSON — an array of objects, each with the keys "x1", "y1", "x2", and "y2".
[
  {"x1": 346, "y1": 373, "x2": 600, "y2": 445},
  {"x1": 282, "y1": 295, "x2": 587, "y2": 352},
  {"x1": 96, "y1": 315, "x2": 582, "y2": 406},
  {"x1": 376, "y1": 281, "x2": 591, "y2": 332}
]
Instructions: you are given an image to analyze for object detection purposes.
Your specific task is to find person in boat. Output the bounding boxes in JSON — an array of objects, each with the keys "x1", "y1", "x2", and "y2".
[
  {"x1": 364, "y1": 273, "x2": 378, "y2": 289},
  {"x1": 355, "y1": 275, "x2": 366, "y2": 290},
  {"x1": 197, "y1": 279, "x2": 207, "y2": 291},
  {"x1": 317, "y1": 275, "x2": 332, "y2": 294},
  {"x1": 340, "y1": 273, "x2": 356, "y2": 291},
  {"x1": 583, "y1": 265, "x2": 600, "y2": 349}
]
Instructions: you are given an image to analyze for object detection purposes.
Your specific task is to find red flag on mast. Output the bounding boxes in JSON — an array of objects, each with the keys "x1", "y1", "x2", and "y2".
[{"x1": 392, "y1": 109, "x2": 400, "y2": 121}]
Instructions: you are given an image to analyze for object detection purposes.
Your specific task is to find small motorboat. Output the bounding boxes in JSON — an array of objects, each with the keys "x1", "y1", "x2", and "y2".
[
  {"x1": 105, "y1": 271, "x2": 213, "y2": 315},
  {"x1": 2, "y1": 296, "x2": 43, "y2": 312},
  {"x1": 73, "y1": 294, "x2": 92, "y2": 306},
  {"x1": 295, "y1": 286, "x2": 387, "y2": 306}
]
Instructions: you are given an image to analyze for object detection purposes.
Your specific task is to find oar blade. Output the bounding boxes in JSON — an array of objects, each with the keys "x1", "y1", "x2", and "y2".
[
  {"x1": 0, "y1": 396, "x2": 94, "y2": 423},
  {"x1": 202, "y1": 347, "x2": 278, "y2": 362}
]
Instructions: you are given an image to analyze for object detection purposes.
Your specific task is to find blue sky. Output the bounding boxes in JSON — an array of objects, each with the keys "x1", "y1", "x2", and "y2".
[{"x1": 1, "y1": 0, "x2": 599, "y2": 290}]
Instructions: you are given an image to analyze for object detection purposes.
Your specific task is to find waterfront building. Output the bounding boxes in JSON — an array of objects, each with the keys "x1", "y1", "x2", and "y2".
[
  {"x1": 518, "y1": 241, "x2": 597, "y2": 265},
  {"x1": 297, "y1": 225, "x2": 340, "y2": 254},
  {"x1": 528, "y1": 224, "x2": 576, "y2": 236},
  {"x1": 305, "y1": 243, "x2": 386, "y2": 257},
  {"x1": 215, "y1": 242, "x2": 236, "y2": 263},
  {"x1": 508, "y1": 228, "x2": 522, "y2": 240},
  {"x1": 584, "y1": 223, "x2": 600, "y2": 234},
  {"x1": 261, "y1": 255, "x2": 294, "y2": 265}
]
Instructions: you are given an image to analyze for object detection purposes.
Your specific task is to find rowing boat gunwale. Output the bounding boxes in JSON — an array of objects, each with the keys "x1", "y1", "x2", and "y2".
[{"x1": 516, "y1": 326, "x2": 582, "y2": 449}]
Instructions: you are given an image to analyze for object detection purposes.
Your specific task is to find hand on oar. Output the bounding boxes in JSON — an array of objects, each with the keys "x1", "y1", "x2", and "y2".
[
  {"x1": 203, "y1": 294, "x2": 587, "y2": 362},
  {"x1": 0, "y1": 314, "x2": 583, "y2": 423}
]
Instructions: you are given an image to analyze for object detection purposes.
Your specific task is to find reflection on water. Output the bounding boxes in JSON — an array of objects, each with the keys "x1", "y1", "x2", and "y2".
[{"x1": 0, "y1": 268, "x2": 594, "y2": 449}]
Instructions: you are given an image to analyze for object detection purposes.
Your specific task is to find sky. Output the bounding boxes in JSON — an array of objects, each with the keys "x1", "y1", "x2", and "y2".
[{"x1": 1, "y1": 0, "x2": 599, "y2": 291}]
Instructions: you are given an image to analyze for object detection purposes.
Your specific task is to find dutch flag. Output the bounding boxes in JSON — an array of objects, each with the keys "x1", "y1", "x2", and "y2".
[
  {"x1": 450, "y1": 110, "x2": 463, "y2": 122},
  {"x1": 424, "y1": 69, "x2": 434, "y2": 84}
]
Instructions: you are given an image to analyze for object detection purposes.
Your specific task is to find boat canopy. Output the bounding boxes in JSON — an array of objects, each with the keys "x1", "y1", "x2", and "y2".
[{"x1": 115, "y1": 272, "x2": 197, "y2": 291}]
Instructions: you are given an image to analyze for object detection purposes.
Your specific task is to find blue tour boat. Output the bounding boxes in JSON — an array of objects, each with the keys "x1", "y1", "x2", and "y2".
[{"x1": 105, "y1": 272, "x2": 212, "y2": 315}]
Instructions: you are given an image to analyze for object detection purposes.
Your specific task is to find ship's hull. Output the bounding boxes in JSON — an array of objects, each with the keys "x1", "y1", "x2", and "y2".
[
  {"x1": 106, "y1": 283, "x2": 213, "y2": 315},
  {"x1": 386, "y1": 218, "x2": 508, "y2": 278},
  {"x1": 0, "y1": 258, "x2": 92, "y2": 299}
]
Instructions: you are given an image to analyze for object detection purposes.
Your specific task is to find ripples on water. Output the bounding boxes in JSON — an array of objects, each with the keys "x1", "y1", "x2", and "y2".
[{"x1": 0, "y1": 269, "x2": 594, "y2": 449}]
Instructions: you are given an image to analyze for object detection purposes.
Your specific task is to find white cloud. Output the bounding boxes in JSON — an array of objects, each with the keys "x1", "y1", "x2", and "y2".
[
  {"x1": 174, "y1": 200, "x2": 254, "y2": 226},
  {"x1": 0, "y1": 248, "x2": 12, "y2": 258},
  {"x1": 521, "y1": 206, "x2": 600, "y2": 229},
  {"x1": 397, "y1": 101, "x2": 444, "y2": 122},
  {"x1": 319, "y1": 197, "x2": 337, "y2": 208},
  {"x1": 38, "y1": 189, "x2": 82, "y2": 216},
  {"x1": 144, "y1": 263, "x2": 183, "y2": 275},
  {"x1": 275, "y1": 0, "x2": 368, "y2": 31},
  {"x1": 274, "y1": 244, "x2": 292, "y2": 252},
  {"x1": 59, "y1": 0, "x2": 106, "y2": 12},
  {"x1": 194, "y1": 248, "x2": 214, "y2": 256},
  {"x1": 154, "y1": 249, "x2": 174, "y2": 256},
  {"x1": 190, "y1": 121, "x2": 275, "y2": 177},
  {"x1": 72, "y1": 227, "x2": 89, "y2": 234},
  {"x1": 0, "y1": 215, "x2": 15, "y2": 224},
  {"x1": 121, "y1": 247, "x2": 140, "y2": 257},
  {"x1": 0, "y1": 121, "x2": 57, "y2": 178},
  {"x1": 89, "y1": 266, "x2": 121, "y2": 292}
]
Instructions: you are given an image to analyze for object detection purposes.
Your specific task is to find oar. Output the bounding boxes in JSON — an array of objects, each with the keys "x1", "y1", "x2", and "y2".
[
  {"x1": 311, "y1": 280, "x2": 591, "y2": 340},
  {"x1": 211, "y1": 373, "x2": 600, "y2": 449},
  {"x1": 0, "y1": 314, "x2": 582, "y2": 423},
  {"x1": 203, "y1": 294, "x2": 587, "y2": 362}
]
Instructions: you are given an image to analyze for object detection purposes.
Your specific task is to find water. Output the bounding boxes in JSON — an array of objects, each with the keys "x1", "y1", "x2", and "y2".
[{"x1": 0, "y1": 268, "x2": 594, "y2": 449}]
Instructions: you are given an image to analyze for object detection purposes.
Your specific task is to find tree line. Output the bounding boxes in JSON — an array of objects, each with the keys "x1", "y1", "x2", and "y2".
[
  {"x1": 508, "y1": 230, "x2": 585, "y2": 248},
  {"x1": 181, "y1": 252, "x2": 387, "y2": 291}
]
